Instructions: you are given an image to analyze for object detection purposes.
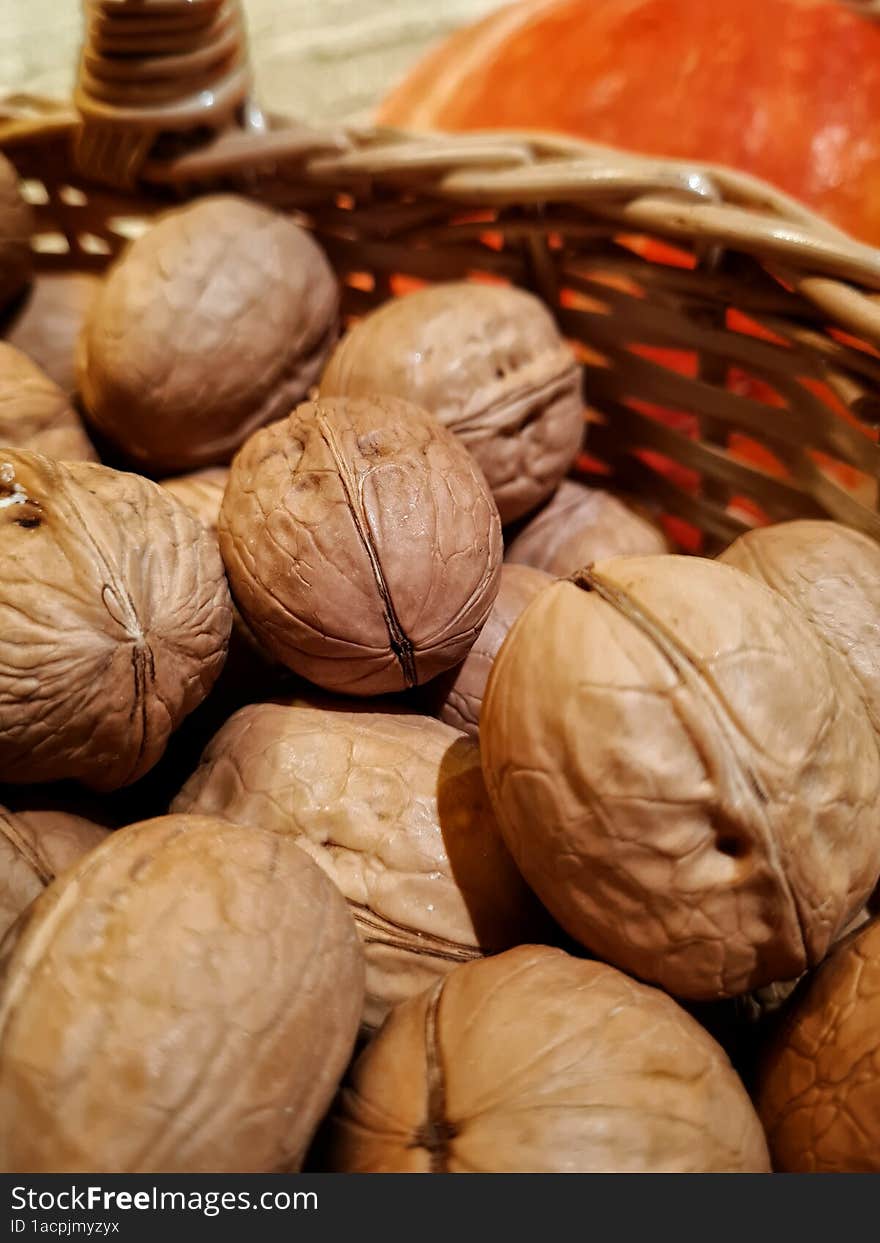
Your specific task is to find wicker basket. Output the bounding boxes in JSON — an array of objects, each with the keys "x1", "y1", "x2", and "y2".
[{"x1": 4, "y1": 0, "x2": 880, "y2": 554}]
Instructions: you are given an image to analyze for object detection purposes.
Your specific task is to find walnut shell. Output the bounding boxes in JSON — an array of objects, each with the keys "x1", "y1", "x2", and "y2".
[
  {"x1": 432, "y1": 563, "x2": 552, "y2": 738},
  {"x1": 3, "y1": 272, "x2": 98, "y2": 394},
  {"x1": 0, "y1": 155, "x2": 31, "y2": 313},
  {"x1": 0, "y1": 813, "x2": 364, "y2": 1172},
  {"x1": 0, "y1": 803, "x2": 107, "y2": 940},
  {"x1": 720, "y1": 520, "x2": 880, "y2": 735},
  {"x1": 505, "y1": 480, "x2": 669, "y2": 574},
  {"x1": 319, "y1": 282, "x2": 583, "y2": 525},
  {"x1": 219, "y1": 396, "x2": 502, "y2": 695},
  {"x1": 0, "y1": 342, "x2": 96, "y2": 461},
  {"x1": 0, "y1": 448, "x2": 232, "y2": 790},
  {"x1": 172, "y1": 701, "x2": 544, "y2": 1029},
  {"x1": 160, "y1": 466, "x2": 229, "y2": 534},
  {"x1": 757, "y1": 916, "x2": 880, "y2": 1171},
  {"x1": 480, "y1": 555, "x2": 880, "y2": 999},
  {"x1": 78, "y1": 196, "x2": 339, "y2": 472},
  {"x1": 327, "y1": 945, "x2": 770, "y2": 1173}
]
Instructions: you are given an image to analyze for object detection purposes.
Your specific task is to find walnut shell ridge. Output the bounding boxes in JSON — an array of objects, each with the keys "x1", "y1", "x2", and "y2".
[
  {"x1": 219, "y1": 396, "x2": 502, "y2": 695},
  {"x1": 480, "y1": 555, "x2": 880, "y2": 999},
  {"x1": 319, "y1": 282, "x2": 583, "y2": 525},
  {"x1": 0, "y1": 814, "x2": 365, "y2": 1173},
  {"x1": 0, "y1": 448, "x2": 232, "y2": 790},
  {"x1": 327, "y1": 945, "x2": 770, "y2": 1173}
]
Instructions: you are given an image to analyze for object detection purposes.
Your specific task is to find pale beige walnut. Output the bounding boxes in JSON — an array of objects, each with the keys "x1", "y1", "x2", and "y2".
[
  {"x1": 0, "y1": 448, "x2": 232, "y2": 791},
  {"x1": 172, "y1": 701, "x2": 543, "y2": 1029},
  {"x1": 319, "y1": 282, "x2": 583, "y2": 525},
  {"x1": 758, "y1": 916, "x2": 880, "y2": 1172},
  {"x1": 505, "y1": 480, "x2": 669, "y2": 574},
  {"x1": 3, "y1": 272, "x2": 98, "y2": 394},
  {"x1": 78, "y1": 196, "x2": 339, "y2": 472},
  {"x1": 0, "y1": 814, "x2": 364, "y2": 1173},
  {"x1": 0, "y1": 343, "x2": 96, "y2": 461},
  {"x1": 720, "y1": 520, "x2": 880, "y2": 736},
  {"x1": 480, "y1": 555, "x2": 880, "y2": 1000},
  {"x1": 432, "y1": 563, "x2": 552, "y2": 738},
  {"x1": 220, "y1": 396, "x2": 502, "y2": 695},
  {"x1": 327, "y1": 945, "x2": 770, "y2": 1173},
  {"x1": 0, "y1": 155, "x2": 31, "y2": 313},
  {"x1": 0, "y1": 803, "x2": 108, "y2": 940},
  {"x1": 160, "y1": 467, "x2": 229, "y2": 534}
]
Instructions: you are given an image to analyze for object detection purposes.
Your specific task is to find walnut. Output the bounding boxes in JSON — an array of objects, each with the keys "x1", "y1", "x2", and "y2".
[
  {"x1": 480, "y1": 554, "x2": 880, "y2": 999},
  {"x1": 327, "y1": 945, "x2": 770, "y2": 1172},
  {"x1": 0, "y1": 342, "x2": 96, "y2": 461},
  {"x1": 219, "y1": 396, "x2": 502, "y2": 695},
  {"x1": 0, "y1": 448, "x2": 232, "y2": 790},
  {"x1": 319, "y1": 282, "x2": 583, "y2": 524},
  {"x1": 173, "y1": 701, "x2": 545, "y2": 1029},
  {"x1": 0, "y1": 814, "x2": 364, "y2": 1172},
  {"x1": 78, "y1": 196, "x2": 339, "y2": 471}
]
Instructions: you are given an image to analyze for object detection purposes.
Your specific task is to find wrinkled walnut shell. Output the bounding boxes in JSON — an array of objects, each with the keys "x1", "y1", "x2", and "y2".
[
  {"x1": 720, "y1": 520, "x2": 880, "y2": 736},
  {"x1": 505, "y1": 480, "x2": 669, "y2": 574},
  {"x1": 0, "y1": 342, "x2": 96, "y2": 461},
  {"x1": 0, "y1": 155, "x2": 32, "y2": 313},
  {"x1": 757, "y1": 916, "x2": 880, "y2": 1171},
  {"x1": 219, "y1": 396, "x2": 502, "y2": 695},
  {"x1": 481, "y1": 555, "x2": 880, "y2": 999},
  {"x1": 0, "y1": 814, "x2": 364, "y2": 1173},
  {"x1": 173, "y1": 701, "x2": 544, "y2": 1029},
  {"x1": 0, "y1": 803, "x2": 108, "y2": 940},
  {"x1": 431, "y1": 563, "x2": 552, "y2": 738},
  {"x1": 327, "y1": 945, "x2": 770, "y2": 1173},
  {"x1": 319, "y1": 282, "x2": 583, "y2": 525},
  {"x1": 78, "y1": 196, "x2": 339, "y2": 472},
  {"x1": 0, "y1": 448, "x2": 232, "y2": 790},
  {"x1": 3, "y1": 272, "x2": 99, "y2": 394}
]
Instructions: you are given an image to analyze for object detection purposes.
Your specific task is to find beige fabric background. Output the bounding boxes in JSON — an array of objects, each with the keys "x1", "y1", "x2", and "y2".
[{"x1": 0, "y1": 0, "x2": 506, "y2": 122}]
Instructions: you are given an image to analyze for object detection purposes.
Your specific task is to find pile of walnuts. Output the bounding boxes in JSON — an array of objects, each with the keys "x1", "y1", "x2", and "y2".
[{"x1": 0, "y1": 151, "x2": 879, "y2": 1174}]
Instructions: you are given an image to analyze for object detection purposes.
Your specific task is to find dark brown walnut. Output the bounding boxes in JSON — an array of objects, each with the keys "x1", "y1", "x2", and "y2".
[
  {"x1": 0, "y1": 155, "x2": 31, "y2": 314},
  {"x1": 757, "y1": 916, "x2": 880, "y2": 1171},
  {"x1": 172, "y1": 701, "x2": 544, "y2": 1029},
  {"x1": 319, "y1": 282, "x2": 583, "y2": 525},
  {"x1": 720, "y1": 520, "x2": 880, "y2": 735},
  {"x1": 0, "y1": 343, "x2": 96, "y2": 461},
  {"x1": 327, "y1": 945, "x2": 770, "y2": 1173},
  {"x1": 78, "y1": 196, "x2": 339, "y2": 472},
  {"x1": 219, "y1": 396, "x2": 502, "y2": 695},
  {"x1": 0, "y1": 803, "x2": 107, "y2": 940},
  {"x1": 481, "y1": 555, "x2": 880, "y2": 1000},
  {"x1": 160, "y1": 466, "x2": 229, "y2": 534},
  {"x1": 505, "y1": 479, "x2": 669, "y2": 574},
  {"x1": 0, "y1": 814, "x2": 364, "y2": 1173},
  {"x1": 3, "y1": 272, "x2": 99, "y2": 394},
  {"x1": 0, "y1": 448, "x2": 232, "y2": 791},
  {"x1": 431, "y1": 563, "x2": 552, "y2": 738}
]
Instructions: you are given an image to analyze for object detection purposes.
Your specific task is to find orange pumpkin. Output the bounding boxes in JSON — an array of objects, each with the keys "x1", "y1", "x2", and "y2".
[{"x1": 381, "y1": 0, "x2": 880, "y2": 247}]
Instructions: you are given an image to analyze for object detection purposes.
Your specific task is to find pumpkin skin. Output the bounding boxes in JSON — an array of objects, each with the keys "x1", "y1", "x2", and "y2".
[{"x1": 380, "y1": 0, "x2": 880, "y2": 246}]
